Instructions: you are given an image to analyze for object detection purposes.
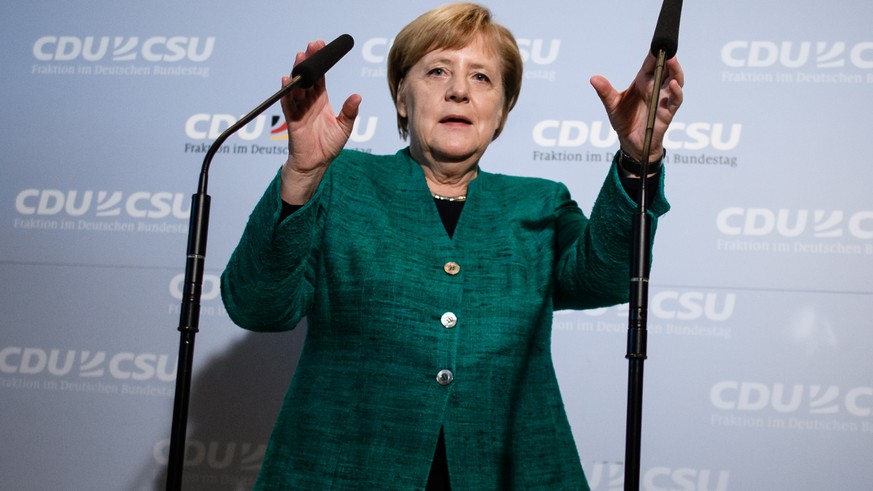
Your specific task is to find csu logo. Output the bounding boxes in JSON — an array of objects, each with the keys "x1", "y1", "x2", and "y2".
[
  {"x1": 721, "y1": 41, "x2": 873, "y2": 69},
  {"x1": 360, "y1": 37, "x2": 561, "y2": 65},
  {"x1": 185, "y1": 113, "x2": 378, "y2": 143},
  {"x1": 716, "y1": 208, "x2": 873, "y2": 239},
  {"x1": 586, "y1": 462, "x2": 730, "y2": 491},
  {"x1": 517, "y1": 38, "x2": 561, "y2": 65},
  {"x1": 652, "y1": 292, "x2": 735, "y2": 322},
  {"x1": 533, "y1": 121, "x2": 741, "y2": 151},
  {"x1": 582, "y1": 291, "x2": 736, "y2": 322},
  {"x1": 711, "y1": 381, "x2": 873, "y2": 417},
  {"x1": 15, "y1": 189, "x2": 190, "y2": 219},
  {"x1": 33, "y1": 36, "x2": 216, "y2": 62}
]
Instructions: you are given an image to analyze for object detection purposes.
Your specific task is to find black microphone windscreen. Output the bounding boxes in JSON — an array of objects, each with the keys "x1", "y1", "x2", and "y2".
[
  {"x1": 291, "y1": 34, "x2": 355, "y2": 88},
  {"x1": 650, "y1": 0, "x2": 682, "y2": 59}
]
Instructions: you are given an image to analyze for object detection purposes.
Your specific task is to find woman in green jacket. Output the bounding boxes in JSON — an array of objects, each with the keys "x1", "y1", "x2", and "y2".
[{"x1": 221, "y1": 3, "x2": 684, "y2": 490}]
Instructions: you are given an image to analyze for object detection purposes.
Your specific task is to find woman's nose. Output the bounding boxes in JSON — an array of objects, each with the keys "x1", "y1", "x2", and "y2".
[{"x1": 446, "y1": 78, "x2": 469, "y2": 102}]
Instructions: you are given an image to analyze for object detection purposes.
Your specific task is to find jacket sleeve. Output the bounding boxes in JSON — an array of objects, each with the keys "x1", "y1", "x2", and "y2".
[
  {"x1": 552, "y1": 153, "x2": 670, "y2": 310},
  {"x1": 220, "y1": 169, "x2": 327, "y2": 332}
]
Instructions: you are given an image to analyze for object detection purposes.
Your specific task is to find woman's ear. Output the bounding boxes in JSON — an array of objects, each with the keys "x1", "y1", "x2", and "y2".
[{"x1": 395, "y1": 78, "x2": 407, "y2": 118}]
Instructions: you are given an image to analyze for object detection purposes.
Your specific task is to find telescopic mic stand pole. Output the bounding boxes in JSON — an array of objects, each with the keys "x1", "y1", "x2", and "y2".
[
  {"x1": 164, "y1": 34, "x2": 354, "y2": 491},
  {"x1": 624, "y1": 1, "x2": 681, "y2": 490},
  {"x1": 623, "y1": 49, "x2": 667, "y2": 491}
]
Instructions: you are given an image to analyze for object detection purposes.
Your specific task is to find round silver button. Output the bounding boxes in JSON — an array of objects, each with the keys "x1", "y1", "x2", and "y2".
[
  {"x1": 440, "y1": 312, "x2": 457, "y2": 328},
  {"x1": 436, "y1": 369, "x2": 454, "y2": 386},
  {"x1": 443, "y1": 261, "x2": 460, "y2": 275}
]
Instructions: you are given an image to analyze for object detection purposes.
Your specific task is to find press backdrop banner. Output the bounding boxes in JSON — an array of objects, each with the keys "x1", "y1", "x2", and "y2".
[{"x1": 2, "y1": 1, "x2": 872, "y2": 490}]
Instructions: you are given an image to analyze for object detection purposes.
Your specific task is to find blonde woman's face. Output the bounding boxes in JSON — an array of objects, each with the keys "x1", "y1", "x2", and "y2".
[{"x1": 396, "y1": 35, "x2": 505, "y2": 166}]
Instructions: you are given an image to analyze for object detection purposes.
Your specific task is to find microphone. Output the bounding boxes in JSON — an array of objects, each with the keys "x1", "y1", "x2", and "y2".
[
  {"x1": 292, "y1": 33, "x2": 355, "y2": 87},
  {"x1": 650, "y1": 0, "x2": 682, "y2": 59},
  {"x1": 168, "y1": 35, "x2": 355, "y2": 489}
]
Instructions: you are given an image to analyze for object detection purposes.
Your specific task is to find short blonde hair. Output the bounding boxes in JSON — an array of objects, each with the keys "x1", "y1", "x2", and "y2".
[{"x1": 387, "y1": 3, "x2": 523, "y2": 140}]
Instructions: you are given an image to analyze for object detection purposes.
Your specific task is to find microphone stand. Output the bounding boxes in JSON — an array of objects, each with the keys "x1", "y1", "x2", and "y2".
[
  {"x1": 164, "y1": 33, "x2": 353, "y2": 490},
  {"x1": 165, "y1": 73, "x2": 307, "y2": 491},
  {"x1": 623, "y1": 48, "x2": 669, "y2": 491}
]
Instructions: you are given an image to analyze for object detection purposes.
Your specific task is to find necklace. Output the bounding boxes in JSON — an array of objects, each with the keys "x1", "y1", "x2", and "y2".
[{"x1": 432, "y1": 193, "x2": 467, "y2": 202}]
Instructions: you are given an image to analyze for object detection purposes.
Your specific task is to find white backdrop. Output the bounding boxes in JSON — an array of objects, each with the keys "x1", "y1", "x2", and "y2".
[{"x1": 2, "y1": 1, "x2": 872, "y2": 489}]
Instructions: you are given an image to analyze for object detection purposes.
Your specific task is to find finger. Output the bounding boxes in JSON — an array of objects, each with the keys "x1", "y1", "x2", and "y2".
[
  {"x1": 337, "y1": 94, "x2": 362, "y2": 132},
  {"x1": 664, "y1": 78, "x2": 683, "y2": 112},
  {"x1": 290, "y1": 49, "x2": 306, "y2": 78},
  {"x1": 664, "y1": 57, "x2": 685, "y2": 88},
  {"x1": 653, "y1": 80, "x2": 683, "y2": 124},
  {"x1": 291, "y1": 39, "x2": 325, "y2": 73},
  {"x1": 302, "y1": 39, "x2": 325, "y2": 60},
  {"x1": 589, "y1": 75, "x2": 618, "y2": 109},
  {"x1": 279, "y1": 73, "x2": 308, "y2": 117},
  {"x1": 298, "y1": 40, "x2": 331, "y2": 92},
  {"x1": 638, "y1": 52, "x2": 658, "y2": 75},
  {"x1": 280, "y1": 75, "x2": 294, "y2": 112}
]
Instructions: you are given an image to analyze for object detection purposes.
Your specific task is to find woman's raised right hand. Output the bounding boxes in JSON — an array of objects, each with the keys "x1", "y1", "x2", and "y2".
[{"x1": 280, "y1": 40, "x2": 362, "y2": 205}]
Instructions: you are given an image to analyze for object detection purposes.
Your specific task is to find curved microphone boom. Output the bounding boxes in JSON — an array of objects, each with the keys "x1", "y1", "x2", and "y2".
[{"x1": 166, "y1": 34, "x2": 354, "y2": 491}]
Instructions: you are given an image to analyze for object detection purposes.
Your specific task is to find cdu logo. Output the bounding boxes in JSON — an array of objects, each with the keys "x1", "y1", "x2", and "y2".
[
  {"x1": 33, "y1": 35, "x2": 216, "y2": 63},
  {"x1": 269, "y1": 115, "x2": 379, "y2": 143},
  {"x1": 716, "y1": 208, "x2": 873, "y2": 239},
  {"x1": 721, "y1": 40, "x2": 873, "y2": 69}
]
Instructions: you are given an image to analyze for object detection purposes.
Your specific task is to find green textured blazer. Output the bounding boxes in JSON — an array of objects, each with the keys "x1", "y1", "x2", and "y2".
[{"x1": 221, "y1": 148, "x2": 669, "y2": 490}]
